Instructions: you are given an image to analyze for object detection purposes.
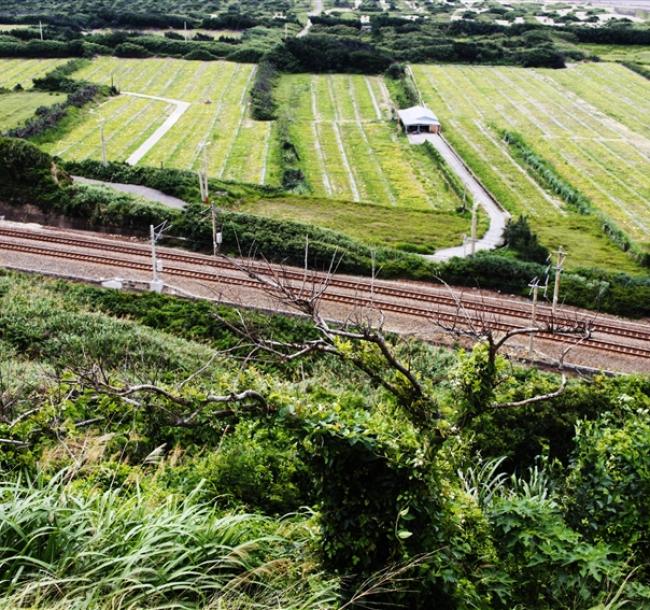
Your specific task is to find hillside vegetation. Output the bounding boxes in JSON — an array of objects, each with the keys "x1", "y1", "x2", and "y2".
[{"x1": 1, "y1": 269, "x2": 650, "y2": 608}]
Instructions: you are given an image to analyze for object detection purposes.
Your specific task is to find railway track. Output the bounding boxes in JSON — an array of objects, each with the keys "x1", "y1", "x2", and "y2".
[
  {"x1": 1, "y1": 226, "x2": 649, "y2": 344},
  {"x1": 2, "y1": 235, "x2": 649, "y2": 361}
]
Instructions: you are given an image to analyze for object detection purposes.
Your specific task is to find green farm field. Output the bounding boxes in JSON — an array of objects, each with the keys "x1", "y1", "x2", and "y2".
[
  {"x1": 61, "y1": 57, "x2": 274, "y2": 184},
  {"x1": 235, "y1": 196, "x2": 487, "y2": 252},
  {"x1": 411, "y1": 63, "x2": 650, "y2": 273},
  {"x1": 275, "y1": 73, "x2": 461, "y2": 211},
  {"x1": 41, "y1": 95, "x2": 173, "y2": 161},
  {"x1": 0, "y1": 91, "x2": 65, "y2": 130},
  {"x1": 0, "y1": 58, "x2": 68, "y2": 89},
  {"x1": 42, "y1": 59, "x2": 474, "y2": 252},
  {"x1": 576, "y1": 44, "x2": 650, "y2": 64}
]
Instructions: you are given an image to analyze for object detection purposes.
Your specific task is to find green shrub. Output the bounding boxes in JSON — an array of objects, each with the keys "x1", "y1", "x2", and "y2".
[
  {"x1": 565, "y1": 402, "x2": 650, "y2": 559},
  {"x1": 503, "y1": 215, "x2": 549, "y2": 264},
  {"x1": 167, "y1": 420, "x2": 313, "y2": 514}
]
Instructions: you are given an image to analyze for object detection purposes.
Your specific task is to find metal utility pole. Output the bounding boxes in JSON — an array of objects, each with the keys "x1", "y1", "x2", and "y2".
[
  {"x1": 184, "y1": 21, "x2": 188, "y2": 41},
  {"x1": 150, "y1": 224, "x2": 158, "y2": 283},
  {"x1": 149, "y1": 221, "x2": 169, "y2": 292},
  {"x1": 528, "y1": 277, "x2": 540, "y2": 356},
  {"x1": 99, "y1": 118, "x2": 107, "y2": 166},
  {"x1": 551, "y1": 246, "x2": 567, "y2": 316},
  {"x1": 470, "y1": 201, "x2": 478, "y2": 255},
  {"x1": 198, "y1": 143, "x2": 223, "y2": 256},
  {"x1": 39, "y1": 21, "x2": 44, "y2": 41}
]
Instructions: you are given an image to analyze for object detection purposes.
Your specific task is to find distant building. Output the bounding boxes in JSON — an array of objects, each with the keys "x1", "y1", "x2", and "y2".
[{"x1": 397, "y1": 105, "x2": 441, "y2": 134}]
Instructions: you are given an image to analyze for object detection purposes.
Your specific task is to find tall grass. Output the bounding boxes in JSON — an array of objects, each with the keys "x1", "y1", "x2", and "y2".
[{"x1": 0, "y1": 474, "x2": 338, "y2": 610}]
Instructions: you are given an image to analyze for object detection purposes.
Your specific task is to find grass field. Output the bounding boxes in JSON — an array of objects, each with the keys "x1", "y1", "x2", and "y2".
[
  {"x1": 576, "y1": 44, "x2": 650, "y2": 64},
  {"x1": 0, "y1": 90, "x2": 65, "y2": 131},
  {"x1": 236, "y1": 196, "x2": 487, "y2": 252},
  {"x1": 42, "y1": 95, "x2": 174, "y2": 161},
  {"x1": 546, "y1": 62, "x2": 650, "y2": 141},
  {"x1": 0, "y1": 58, "x2": 68, "y2": 89},
  {"x1": 411, "y1": 63, "x2": 650, "y2": 273},
  {"x1": 275, "y1": 73, "x2": 460, "y2": 211},
  {"x1": 64, "y1": 57, "x2": 274, "y2": 184},
  {"x1": 46, "y1": 59, "x2": 474, "y2": 252}
]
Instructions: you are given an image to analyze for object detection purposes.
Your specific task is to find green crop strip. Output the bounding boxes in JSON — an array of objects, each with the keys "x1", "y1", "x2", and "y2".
[
  {"x1": 501, "y1": 128, "x2": 648, "y2": 267},
  {"x1": 501, "y1": 129, "x2": 592, "y2": 215}
]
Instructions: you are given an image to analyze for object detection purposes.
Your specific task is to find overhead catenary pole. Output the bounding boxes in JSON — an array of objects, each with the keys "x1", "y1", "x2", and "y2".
[
  {"x1": 528, "y1": 277, "x2": 540, "y2": 356},
  {"x1": 149, "y1": 221, "x2": 169, "y2": 291},
  {"x1": 551, "y1": 246, "x2": 567, "y2": 316},
  {"x1": 198, "y1": 143, "x2": 222, "y2": 256},
  {"x1": 150, "y1": 224, "x2": 158, "y2": 283}
]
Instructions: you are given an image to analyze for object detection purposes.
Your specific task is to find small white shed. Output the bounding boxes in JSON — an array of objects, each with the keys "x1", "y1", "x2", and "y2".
[{"x1": 397, "y1": 105, "x2": 441, "y2": 134}]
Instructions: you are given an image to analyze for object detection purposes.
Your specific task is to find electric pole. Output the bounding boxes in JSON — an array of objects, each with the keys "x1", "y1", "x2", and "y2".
[
  {"x1": 149, "y1": 221, "x2": 169, "y2": 292},
  {"x1": 470, "y1": 201, "x2": 478, "y2": 255},
  {"x1": 150, "y1": 224, "x2": 158, "y2": 283},
  {"x1": 184, "y1": 21, "x2": 188, "y2": 41},
  {"x1": 528, "y1": 277, "x2": 540, "y2": 356},
  {"x1": 39, "y1": 20, "x2": 44, "y2": 41},
  {"x1": 198, "y1": 143, "x2": 223, "y2": 256},
  {"x1": 551, "y1": 246, "x2": 567, "y2": 317},
  {"x1": 99, "y1": 118, "x2": 107, "y2": 166}
]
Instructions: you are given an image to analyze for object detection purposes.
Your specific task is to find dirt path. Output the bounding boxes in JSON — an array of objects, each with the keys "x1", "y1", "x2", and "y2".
[
  {"x1": 123, "y1": 92, "x2": 191, "y2": 166},
  {"x1": 407, "y1": 133, "x2": 510, "y2": 261}
]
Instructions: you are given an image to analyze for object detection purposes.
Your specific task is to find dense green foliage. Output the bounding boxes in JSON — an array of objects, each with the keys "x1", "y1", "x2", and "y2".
[
  {"x1": 503, "y1": 215, "x2": 550, "y2": 264},
  {"x1": 249, "y1": 60, "x2": 278, "y2": 120},
  {"x1": 267, "y1": 35, "x2": 393, "y2": 73},
  {"x1": 309, "y1": 15, "x2": 571, "y2": 69},
  {"x1": 566, "y1": 403, "x2": 650, "y2": 560},
  {"x1": 1, "y1": 271, "x2": 649, "y2": 609}
]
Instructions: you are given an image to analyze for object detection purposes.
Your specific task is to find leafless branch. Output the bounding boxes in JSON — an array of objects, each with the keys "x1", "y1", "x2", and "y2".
[{"x1": 69, "y1": 364, "x2": 270, "y2": 428}]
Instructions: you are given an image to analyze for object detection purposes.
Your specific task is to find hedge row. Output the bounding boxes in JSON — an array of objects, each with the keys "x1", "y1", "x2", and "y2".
[
  {"x1": 250, "y1": 60, "x2": 278, "y2": 121},
  {"x1": 621, "y1": 61, "x2": 650, "y2": 81}
]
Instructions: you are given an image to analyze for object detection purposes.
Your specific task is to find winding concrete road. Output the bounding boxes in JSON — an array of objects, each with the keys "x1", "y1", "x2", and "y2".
[
  {"x1": 408, "y1": 133, "x2": 510, "y2": 261},
  {"x1": 122, "y1": 92, "x2": 191, "y2": 166}
]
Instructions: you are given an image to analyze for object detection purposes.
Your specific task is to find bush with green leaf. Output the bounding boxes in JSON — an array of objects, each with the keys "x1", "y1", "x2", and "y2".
[{"x1": 564, "y1": 402, "x2": 650, "y2": 562}]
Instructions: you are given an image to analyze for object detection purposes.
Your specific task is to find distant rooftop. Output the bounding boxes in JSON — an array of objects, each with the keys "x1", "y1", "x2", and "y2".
[{"x1": 397, "y1": 105, "x2": 440, "y2": 126}]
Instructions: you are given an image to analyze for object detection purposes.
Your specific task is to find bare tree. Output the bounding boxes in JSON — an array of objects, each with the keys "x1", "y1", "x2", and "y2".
[
  {"x1": 214, "y1": 253, "x2": 593, "y2": 431},
  {"x1": 70, "y1": 362, "x2": 271, "y2": 429}
]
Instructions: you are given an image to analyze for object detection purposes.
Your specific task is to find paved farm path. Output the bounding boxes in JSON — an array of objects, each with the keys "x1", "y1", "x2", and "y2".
[
  {"x1": 74, "y1": 129, "x2": 510, "y2": 262},
  {"x1": 122, "y1": 92, "x2": 191, "y2": 166},
  {"x1": 297, "y1": 0, "x2": 323, "y2": 37},
  {"x1": 407, "y1": 133, "x2": 510, "y2": 261},
  {"x1": 73, "y1": 176, "x2": 187, "y2": 210}
]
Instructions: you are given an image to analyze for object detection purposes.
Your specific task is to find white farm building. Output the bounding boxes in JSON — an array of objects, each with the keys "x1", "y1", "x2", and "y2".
[{"x1": 397, "y1": 105, "x2": 441, "y2": 134}]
